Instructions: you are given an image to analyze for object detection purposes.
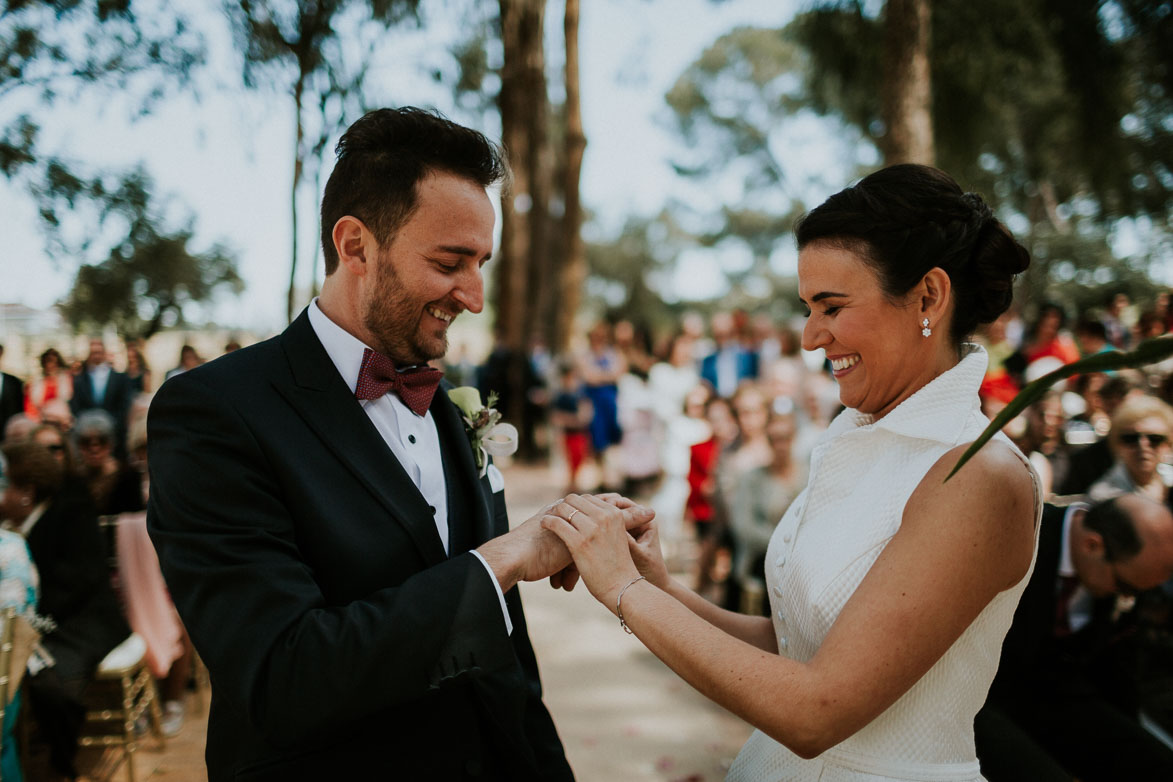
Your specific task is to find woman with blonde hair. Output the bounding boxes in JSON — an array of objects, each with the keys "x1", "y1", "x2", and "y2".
[{"x1": 1089, "y1": 394, "x2": 1173, "y2": 504}]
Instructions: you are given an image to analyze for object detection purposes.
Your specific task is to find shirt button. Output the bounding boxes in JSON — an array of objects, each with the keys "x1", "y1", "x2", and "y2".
[
  {"x1": 772, "y1": 586, "x2": 783, "y2": 598},
  {"x1": 783, "y1": 532, "x2": 792, "y2": 543},
  {"x1": 776, "y1": 610, "x2": 786, "y2": 622},
  {"x1": 775, "y1": 554, "x2": 786, "y2": 568},
  {"x1": 408, "y1": 434, "x2": 416, "y2": 444},
  {"x1": 778, "y1": 636, "x2": 789, "y2": 650}
]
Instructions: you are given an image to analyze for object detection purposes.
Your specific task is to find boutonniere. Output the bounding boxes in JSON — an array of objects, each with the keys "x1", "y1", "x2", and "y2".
[{"x1": 448, "y1": 386, "x2": 519, "y2": 476}]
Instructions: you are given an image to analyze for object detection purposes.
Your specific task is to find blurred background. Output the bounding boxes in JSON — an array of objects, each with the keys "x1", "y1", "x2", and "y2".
[
  {"x1": 2, "y1": 0, "x2": 1169, "y2": 366},
  {"x1": 2, "y1": 2, "x2": 1173, "y2": 778}
]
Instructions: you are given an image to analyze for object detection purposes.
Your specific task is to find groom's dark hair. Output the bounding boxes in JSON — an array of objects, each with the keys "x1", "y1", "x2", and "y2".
[{"x1": 320, "y1": 107, "x2": 508, "y2": 275}]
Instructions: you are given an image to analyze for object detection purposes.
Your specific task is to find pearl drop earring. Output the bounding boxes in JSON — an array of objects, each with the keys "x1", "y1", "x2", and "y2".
[{"x1": 921, "y1": 318, "x2": 932, "y2": 338}]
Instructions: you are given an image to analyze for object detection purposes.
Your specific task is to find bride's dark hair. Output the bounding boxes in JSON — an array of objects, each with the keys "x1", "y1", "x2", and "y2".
[{"x1": 795, "y1": 164, "x2": 1030, "y2": 346}]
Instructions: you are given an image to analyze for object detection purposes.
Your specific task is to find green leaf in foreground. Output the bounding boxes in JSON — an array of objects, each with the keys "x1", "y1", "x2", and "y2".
[{"x1": 946, "y1": 337, "x2": 1173, "y2": 482}]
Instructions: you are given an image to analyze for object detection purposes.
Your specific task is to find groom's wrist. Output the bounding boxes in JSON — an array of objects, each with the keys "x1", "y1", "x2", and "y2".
[{"x1": 475, "y1": 536, "x2": 523, "y2": 593}]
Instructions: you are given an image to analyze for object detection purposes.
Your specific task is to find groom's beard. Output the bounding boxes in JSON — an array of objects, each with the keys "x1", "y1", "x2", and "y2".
[{"x1": 362, "y1": 253, "x2": 450, "y2": 365}]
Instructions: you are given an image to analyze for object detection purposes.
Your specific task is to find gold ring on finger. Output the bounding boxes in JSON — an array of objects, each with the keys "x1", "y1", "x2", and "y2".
[{"x1": 567, "y1": 508, "x2": 580, "y2": 523}]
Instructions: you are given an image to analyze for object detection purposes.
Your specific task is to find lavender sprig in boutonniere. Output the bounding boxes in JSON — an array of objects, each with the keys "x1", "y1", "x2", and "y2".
[{"x1": 448, "y1": 386, "x2": 519, "y2": 476}]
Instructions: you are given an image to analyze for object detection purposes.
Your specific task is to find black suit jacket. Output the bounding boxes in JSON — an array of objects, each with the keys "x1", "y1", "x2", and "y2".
[
  {"x1": 26, "y1": 492, "x2": 129, "y2": 671},
  {"x1": 987, "y1": 503, "x2": 1116, "y2": 705},
  {"x1": 147, "y1": 311, "x2": 572, "y2": 782},
  {"x1": 0, "y1": 371, "x2": 23, "y2": 433},
  {"x1": 71, "y1": 366, "x2": 133, "y2": 426}
]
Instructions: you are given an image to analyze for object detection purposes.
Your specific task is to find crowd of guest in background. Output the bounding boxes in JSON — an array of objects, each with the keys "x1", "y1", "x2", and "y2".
[
  {"x1": 0, "y1": 337, "x2": 238, "y2": 780},
  {"x1": 1, "y1": 292, "x2": 1172, "y2": 779}
]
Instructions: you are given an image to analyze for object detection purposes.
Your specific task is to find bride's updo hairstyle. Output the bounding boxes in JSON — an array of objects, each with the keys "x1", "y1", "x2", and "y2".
[{"x1": 795, "y1": 164, "x2": 1030, "y2": 347}]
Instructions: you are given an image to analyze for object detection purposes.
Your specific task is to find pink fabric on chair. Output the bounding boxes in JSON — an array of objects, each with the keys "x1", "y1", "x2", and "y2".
[{"x1": 115, "y1": 511, "x2": 185, "y2": 678}]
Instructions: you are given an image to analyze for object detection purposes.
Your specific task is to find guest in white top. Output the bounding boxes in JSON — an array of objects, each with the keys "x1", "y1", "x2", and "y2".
[{"x1": 543, "y1": 164, "x2": 1041, "y2": 781}]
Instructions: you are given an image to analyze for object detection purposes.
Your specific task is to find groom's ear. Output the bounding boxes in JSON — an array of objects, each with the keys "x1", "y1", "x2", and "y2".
[{"x1": 332, "y1": 216, "x2": 375, "y2": 277}]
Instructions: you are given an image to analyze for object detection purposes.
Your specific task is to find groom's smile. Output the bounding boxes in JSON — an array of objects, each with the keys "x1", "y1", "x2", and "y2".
[{"x1": 361, "y1": 170, "x2": 495, "y2": 365}]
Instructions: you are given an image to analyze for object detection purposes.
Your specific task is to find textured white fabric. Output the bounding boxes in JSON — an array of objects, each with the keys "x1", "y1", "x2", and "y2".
[{"x1": 727, "y1": 345, "x2": 1041, "y2": 782}]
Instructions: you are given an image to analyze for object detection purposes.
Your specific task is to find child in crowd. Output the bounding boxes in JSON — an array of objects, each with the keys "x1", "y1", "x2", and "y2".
[{"x1": 550, "y1": 363, "x2": 593, "y2": 494}]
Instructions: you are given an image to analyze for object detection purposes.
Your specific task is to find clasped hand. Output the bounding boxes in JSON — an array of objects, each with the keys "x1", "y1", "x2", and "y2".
[
  {"x1": 540, "y1": 494, "x2": 670, "y2": 611},
  {"x1": 478, "y1": 493, "x2": 657, "y2": 595}
]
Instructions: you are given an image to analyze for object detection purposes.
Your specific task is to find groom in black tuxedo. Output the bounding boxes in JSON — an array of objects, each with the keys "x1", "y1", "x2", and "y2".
[{"x1": 148, "y1": 107, "x2": 648, "y2": 781}]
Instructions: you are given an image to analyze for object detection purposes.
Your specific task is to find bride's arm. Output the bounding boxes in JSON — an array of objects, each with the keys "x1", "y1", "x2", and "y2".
[{"x1": 549, "y1": 441, "x2": 1035, "y2": 758}]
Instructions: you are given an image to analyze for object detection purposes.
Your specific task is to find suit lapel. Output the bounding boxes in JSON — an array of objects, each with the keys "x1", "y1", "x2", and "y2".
[
  {"x1": 431, "y1": 384, "x2": 495, "y2": 548},
  {"x1": 273, "y1": 311, "x2": 447, "y2": 566}
]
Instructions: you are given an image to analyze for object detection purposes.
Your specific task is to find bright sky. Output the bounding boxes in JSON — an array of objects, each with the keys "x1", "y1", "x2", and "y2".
[{"x1": 1, "y1": 0, "x2": 806, "y2": 335}]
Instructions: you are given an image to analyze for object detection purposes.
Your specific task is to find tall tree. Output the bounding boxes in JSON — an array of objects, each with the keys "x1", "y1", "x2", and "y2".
[
  {"x1": 880, "y1": 0, "x2": 933, "y2": 163},
  {"x1": 556, "y1": 0, "x2": 586, "y2": 354},
  {"x1": 495, "y1": 0, "x2": 552, "y2": 454},
  {"x1": 223, "y1": 0, "x2": 420, "y2": 322},
  {"x1": 668, "y1": 1, "x2": 1173, "y2": 314},
  {"x1": 60, "y1": 171, "x2": 243, "y2": 339}
]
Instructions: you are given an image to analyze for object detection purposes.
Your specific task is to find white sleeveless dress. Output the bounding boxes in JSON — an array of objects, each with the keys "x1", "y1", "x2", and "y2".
[{"x1": 727, "y1": 345, "x2": 1041, "y2": 782}]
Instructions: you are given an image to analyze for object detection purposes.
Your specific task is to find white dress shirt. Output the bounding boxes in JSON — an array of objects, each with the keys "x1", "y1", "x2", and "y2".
[
  {"x1": 88, "y1": 362, "x2": 112, "y2": 405},
  {"x1": 308, "y1": 299, "x2": 511, "y2": 633},
  {"x1": 1058, "y1": 502, "x2": 1094, "y2": 633}
]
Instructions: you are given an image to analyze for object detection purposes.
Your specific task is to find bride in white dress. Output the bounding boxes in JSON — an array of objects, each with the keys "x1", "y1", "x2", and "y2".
[{"x1": 542, "y1": 164, "x2": 1042, "y2": 781}]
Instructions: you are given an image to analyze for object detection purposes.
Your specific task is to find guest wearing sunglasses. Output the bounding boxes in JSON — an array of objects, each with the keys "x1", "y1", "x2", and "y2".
[
  {"x1": 73, "y1": 410, "x2": 145, "y2": 516},
  {"x1": 31, "y1": 422, "x2": 74, "y2": 471},
  {"x1": 1089, "y1": 395, "x2": 1173, "y2": 504}
]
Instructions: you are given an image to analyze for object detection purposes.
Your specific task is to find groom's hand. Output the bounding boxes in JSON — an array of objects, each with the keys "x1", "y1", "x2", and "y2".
[
  {"x1": 478, "y1": 496, "x2": 654, "y2": 592},
  {"x1": 477, "y1": 501, "x2": 573, "y2": 593}
]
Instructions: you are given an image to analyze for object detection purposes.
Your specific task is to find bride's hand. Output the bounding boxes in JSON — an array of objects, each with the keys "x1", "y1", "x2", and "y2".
[
  {"x1": 541, "y1": 494, "x2": 654, "y2": 608},
  {"x1": 592, "y1": 493, "x2": 670, "y2": 590},
  {"x1": 627, "y1": 519, "x2": 670, "y2": 590}
]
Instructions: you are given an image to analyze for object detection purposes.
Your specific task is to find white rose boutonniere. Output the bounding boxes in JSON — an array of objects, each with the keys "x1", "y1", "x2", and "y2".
[{"x1": 448, "y1": 387, "x2": 518, "y2": 476}]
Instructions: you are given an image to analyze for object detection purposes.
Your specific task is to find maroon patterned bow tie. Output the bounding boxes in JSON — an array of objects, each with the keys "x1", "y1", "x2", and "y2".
[{"x1": 355, "y1": 348, "x2": 443, "y2": 416}]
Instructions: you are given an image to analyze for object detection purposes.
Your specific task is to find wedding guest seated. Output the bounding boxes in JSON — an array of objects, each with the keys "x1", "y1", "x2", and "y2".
[
  {"x1": 1088, "y1": 394, "x2": 1173, "y2": 504},
  {"x1": 0, "y1": 441, "x2": 130, "y2": 780},
  {"x1": 31, "y1": 422, "x2": 75, "y2": 471},
  {"x1": 1013, "y1": 390, "x2": 1070, "y2": 498},
  {"x1": 0, "y1": 526, "x2": 38, "y2": 782},
  {"x1": 39, "y1": 399, "x2": 74, "y2": 434},
  {"x1": 1058, "y1": 375, "x2": 1141, "y2": 496},
  {"x1": 2, "y1": 414, "x2": 36, "y2": 445},
  {"x1": 976, "y1": 495, "x2": 1173, "y2": 780},
  {"x1": 74, "y1": 410, "x2": 145, "y2": 516}
]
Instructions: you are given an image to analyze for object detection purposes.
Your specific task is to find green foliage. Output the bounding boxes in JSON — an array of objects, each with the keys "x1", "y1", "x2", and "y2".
[
  {"x1": 793, "y1": 0, "x2": 1171, "y2": 305},
  {"x1": 59, "y1": 169, "x2": 243, "y2": 339},
  {"x1": 585, "y1": 212, "x2": 687, "y2": 331},
  {"x1": 223, "y1": 0, "x2": 422, "y2": 318},
  {"x1": 667, "y1": 1, "x2": 1173, "y2": 313},
  {"x1": 0, "y1": 0, "x2": 210, "y2": 328}
]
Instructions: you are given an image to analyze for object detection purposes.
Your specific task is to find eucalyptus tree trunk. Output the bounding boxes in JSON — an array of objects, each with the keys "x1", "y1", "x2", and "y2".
[
  {"x1": 880, "y1": 0, "x2": 934, "y2": 164},
  {"x1": 496, "y1": 0, "x2": 551, "y2": 457},
  {"x1": 555, "y1": 0, "x2": 586, "y2": 355},
  {"x1": 288, "y1": 75, "x2": 305, "y2": 323}
]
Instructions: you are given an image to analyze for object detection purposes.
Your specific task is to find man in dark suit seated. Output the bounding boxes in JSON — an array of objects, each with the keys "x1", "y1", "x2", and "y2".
[
  {"x1": 0, "y1": 343, "x2": 24, "y2": 436},
  {"x1": 147, "y1": 107, "x2": 652, "y2": 781},
  {"x1": 976, "y1": 495, "x2": 1173, "y2": 780},
  {"x1": 0, "y1": 440, "x2": 130, "y2": 780}
]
